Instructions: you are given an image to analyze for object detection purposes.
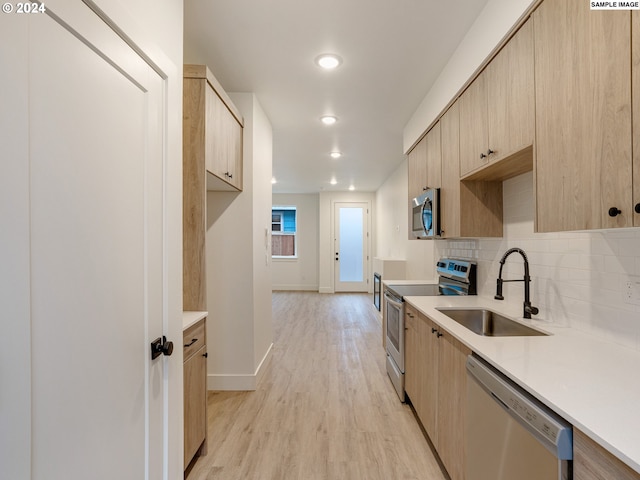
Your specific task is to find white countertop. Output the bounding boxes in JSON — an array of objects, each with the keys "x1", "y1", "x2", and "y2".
[
  {"x1": 183, "y1": 311, "x2": 207, "y2": 331},
  {"x1": 404, "y1": 295, "x2": 640, "y2": 474}
]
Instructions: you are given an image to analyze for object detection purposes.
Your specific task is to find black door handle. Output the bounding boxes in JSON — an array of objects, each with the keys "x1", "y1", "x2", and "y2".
[{"x1": 151, "y1": 336, "x2": 174, "y2": 360}]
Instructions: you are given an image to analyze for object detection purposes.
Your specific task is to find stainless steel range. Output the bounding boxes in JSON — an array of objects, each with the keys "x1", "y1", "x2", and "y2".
[{"x1": 384, "y1": 258, "x2": 477, "y2": 401}]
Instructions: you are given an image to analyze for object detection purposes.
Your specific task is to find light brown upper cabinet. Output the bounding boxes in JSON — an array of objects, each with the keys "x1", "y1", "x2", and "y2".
[
  {"x1": 534, "y1": 1, "x2": 632, "y2": 232},
  {"x1": 407, "y1": 134, "x2": 428, "y2": 202},
  {"x1": 408, "y1": 123, "x2": 442, "y2": 200},
  {"x1": 440, "y1": 102, "x2": 503, "y2": 238},
  {"x1": 459, "y1": 19, "x2": 534, "y2": 178},
  {"x1": 184, "y1": 64, "x2": 244, "y2": 192},
  {"x1": 407, "y1": 123, "x2": 442, "y2": 239},
  {"x1": 633, "y1": 11, "x2": 640, "y2": 227}
]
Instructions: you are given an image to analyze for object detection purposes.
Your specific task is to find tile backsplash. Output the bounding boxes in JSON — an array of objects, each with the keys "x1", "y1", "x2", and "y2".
[{"x1": 436, "y1": 172, "x2": 640, "y2": 351}]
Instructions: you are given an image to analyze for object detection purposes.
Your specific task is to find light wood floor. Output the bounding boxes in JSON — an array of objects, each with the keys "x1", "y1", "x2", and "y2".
[{"x1": 186, "y1": 292, "x2": 447, "y2": 480}]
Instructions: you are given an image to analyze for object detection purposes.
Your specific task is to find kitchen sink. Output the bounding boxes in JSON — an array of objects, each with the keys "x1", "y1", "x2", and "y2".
[{"x1": 436, "y1": 308, "x2": 548, "y2": 337}]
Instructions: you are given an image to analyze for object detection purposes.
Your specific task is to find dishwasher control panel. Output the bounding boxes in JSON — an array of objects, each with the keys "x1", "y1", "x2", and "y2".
[{"x1": 466, "y1": 354, "x2": 573, "y2": 460}]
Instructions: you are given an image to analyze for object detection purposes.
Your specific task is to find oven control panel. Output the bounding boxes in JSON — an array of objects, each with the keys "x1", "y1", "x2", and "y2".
[{"x1": 436, "y1": 258, "x2": 475, "y2": 283}]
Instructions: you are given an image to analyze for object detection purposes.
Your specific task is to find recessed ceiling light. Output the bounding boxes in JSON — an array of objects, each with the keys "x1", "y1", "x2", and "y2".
[
  {"x1": 330, "y1": 151, "x2": 342, "y2": 159},
  {"x1": 271, "y1": 177, "x2": 277, "y2": 184},
  {"x1": 321, "y1": 115, "x2": 338, "y2": 125},
  {"x1": 315, "y1": 54, "x2": 342, "y2": 70},
  {"x1": 349, "y1": 185, "x2": 355, "y2": 191},
  {"x1": 330, "y1": 178, "x2": 337, "y2": 185}
]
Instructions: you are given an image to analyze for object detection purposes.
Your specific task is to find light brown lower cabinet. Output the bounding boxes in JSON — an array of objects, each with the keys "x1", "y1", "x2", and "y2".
[
  {"x1": 574, "y1": 428, "x2": 640, "y2": 480},
  {"x1": 405, "y1": 310, "x2": 470, "y2": 480},
  {"x1": 184, "y1": 318, "x2": 208, "y2": 471}
]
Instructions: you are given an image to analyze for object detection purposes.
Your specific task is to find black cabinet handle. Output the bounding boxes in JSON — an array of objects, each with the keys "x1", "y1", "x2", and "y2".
[
  {"x1": 635, "y1": 203, "x2": 640, "y2": 214},
  {"x1": 608, "y1": 207, "x2": 622, "y2": 217},
  {"x1": 431, "y1": 327, "x2": 437, "y2": 334},
  {"x1": 184, "y1": 338, "x2": 198, "y2": 348},
  {"x1": 436, "y1": 332, "x2": 443, "y2": 338},
  {"x1": 487, "y1": 149, "x2": 494, "y2": 155},
  {"x1": 480, "y1": 152, "x2": 487, "y2": 159},
  {"x1": 203, "y1": 352, "x2": 208, "y2": 358}
]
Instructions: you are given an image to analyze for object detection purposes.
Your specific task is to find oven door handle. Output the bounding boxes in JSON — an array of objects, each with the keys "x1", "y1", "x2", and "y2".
[{"x1": 383, "y1": 292, "x2": 403, "y2": 309}]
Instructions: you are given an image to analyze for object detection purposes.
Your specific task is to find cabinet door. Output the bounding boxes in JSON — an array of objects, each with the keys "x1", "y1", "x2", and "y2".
[
  {"x1": 534, "y1": 0, "x2": 632, "y2": 232},
  {"x1": 633, "y1": 11, "x2": 640, "y2": 227},
  {"x1": 184, "y1": 345, "x2": 207, "y2": 467},
  {"x1": 459, "y1": 73, "x2": 488, "y2": 176},
  {"x1": 425, "y1": 122, "x2": 442, "y2": 189},
  {"x1": 486, "y1": 18, "x2": 534, "y2": 159},
  {"x1": 205, "y1": 84, "x2": 228, "y2": 179},
  {"x1": 574, "y1": 428, "x2": 640, "y2": 480},
  {"x1": 440, "y1": 104, "x2": 461, "y2": 238},
  {"x1": 416, "y1": 314, "x2": 439, "y2": 443},
  {"x1": 437, "y1": 332, "x2": 471, "y2": 480},
  {"x1": 408, "y1": 135, "x2": 428, "y2": 201},
  {"x1": 404, "y1": 305, "x2": 419, "y2": 402},
  {"x1": 225, "y1": 111, "x2": 243, "y2": 189}
]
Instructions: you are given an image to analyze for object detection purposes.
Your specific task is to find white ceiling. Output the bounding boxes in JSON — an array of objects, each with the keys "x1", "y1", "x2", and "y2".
[{"x1": 184, "y1": 0, "x2": 489, "y2": 194}]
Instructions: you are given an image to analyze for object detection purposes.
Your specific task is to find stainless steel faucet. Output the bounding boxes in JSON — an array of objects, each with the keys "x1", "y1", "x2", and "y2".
[{"x1": 494, "y1": 247, "x2": 539, "y2": 319}]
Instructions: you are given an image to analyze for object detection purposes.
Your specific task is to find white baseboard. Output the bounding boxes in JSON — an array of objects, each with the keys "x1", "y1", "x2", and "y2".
[
  {"x1": 272, "y1": 284, "x2": 319, "y2": 291},
  {"x1": 318, "y1": 287, "x2": 333, "y2": 294},
  {"x1": 207, "y1": 343, "x2": 273, "y2": 391}
]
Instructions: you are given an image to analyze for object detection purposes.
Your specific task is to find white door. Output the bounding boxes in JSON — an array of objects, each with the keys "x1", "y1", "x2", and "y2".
[
  {"x1": 334, "y1": 202, "x2": 369, "y2": 292},
  {"x1": 1, "y1": 3, "x2": 180, "y2": 479}
]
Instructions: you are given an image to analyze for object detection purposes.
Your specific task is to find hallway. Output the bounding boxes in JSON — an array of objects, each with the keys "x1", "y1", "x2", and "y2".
[{"x1": 187, "y1": 292, "x2": 447, "y2": 480}]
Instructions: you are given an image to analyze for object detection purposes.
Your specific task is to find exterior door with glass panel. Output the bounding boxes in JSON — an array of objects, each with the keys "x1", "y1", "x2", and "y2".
[{"x1": 334, "y1": 202, "x2": 369, "y2": 292}]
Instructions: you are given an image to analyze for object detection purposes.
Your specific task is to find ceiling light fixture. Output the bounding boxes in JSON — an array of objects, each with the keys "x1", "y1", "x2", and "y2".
[
  {"x1": 330, "y1": 178, "x2": 337, "y2": 185},
  {"x1": 271, "y1": 177, "x2": 277, "y2": 184},
  {"x1": 315, "y1": 54, "x2": 342, "y2": 70},
  {"x1": 330, "y1": 151, "x2": 342, "y2": 159},
  {"x1": 320, "y1": 115, "x2": 337, "y2": 125}
]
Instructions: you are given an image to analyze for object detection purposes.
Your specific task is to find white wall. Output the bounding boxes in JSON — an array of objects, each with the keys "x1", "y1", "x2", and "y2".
[
  {"x1": 436, "y1": 172, "x2": 640, "y2": 351},
  {"x1": 375, "y1": 159, "x2": 437, "y2": 280},
  {"x1": 403, "y1": 0, "x2": 536, "y2": 152},
  {"x1": 272, "y1": 193, "x2": 320, "y2": 291},
  {"x1": 318, "y1": 191, "x2": 376, "y2": 293},
  {"x1": 206, "y1": 93, "x2": 273, "y2": 390}
]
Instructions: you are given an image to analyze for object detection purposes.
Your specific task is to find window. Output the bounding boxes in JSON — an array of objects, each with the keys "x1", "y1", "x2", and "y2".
[{"x1": 271, "y1": 206, "x2": 296, "y2": 257}]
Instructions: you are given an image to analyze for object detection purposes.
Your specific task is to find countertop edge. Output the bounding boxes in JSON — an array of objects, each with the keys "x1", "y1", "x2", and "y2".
[{"x1": 183, "y1": 311, "x2": 207, "y2": 331}]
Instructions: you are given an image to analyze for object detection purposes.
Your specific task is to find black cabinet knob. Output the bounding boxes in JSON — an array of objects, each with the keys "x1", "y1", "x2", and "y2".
[
  {"x1": 431, "y1": 327, "x2": 437, "y2": 334},
  {"x1": 635, "y1": 203, "x2": 640, "y2": 214},
  {"x1": 480, "y1": 152, "x2": 487, "y2": 159},
  {"x1": 436, "y1": 332, "x2": 443, "y2": 338},
  {"x1": 487, "y1": 149, "x2": 494, "y2": 155},
  {"x1": 608, "y1": 207, "x2": 622, "y2": 217},
  {"x1": 203, "y1": 352, "x2": 208, "y2": 358}
]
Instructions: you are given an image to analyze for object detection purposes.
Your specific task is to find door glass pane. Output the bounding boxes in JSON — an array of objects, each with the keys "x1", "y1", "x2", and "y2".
[{"x1": 339, "y1": 207, "x2": 363, "y2": 282}]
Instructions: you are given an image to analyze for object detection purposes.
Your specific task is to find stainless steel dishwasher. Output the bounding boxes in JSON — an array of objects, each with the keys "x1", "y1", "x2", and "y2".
[{"x1": 466, "y1": 355, "x2": 573, "y2": 480}]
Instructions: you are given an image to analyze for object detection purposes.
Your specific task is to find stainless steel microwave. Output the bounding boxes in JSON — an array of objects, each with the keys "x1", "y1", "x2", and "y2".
[{"x1": 411, "y1": 188, "x2": 440, "y2": 238}]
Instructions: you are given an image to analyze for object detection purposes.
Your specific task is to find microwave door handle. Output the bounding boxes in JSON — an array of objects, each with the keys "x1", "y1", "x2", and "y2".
[{"x1": 421, "y1": 197, "x2": 430, "y2": 235}]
